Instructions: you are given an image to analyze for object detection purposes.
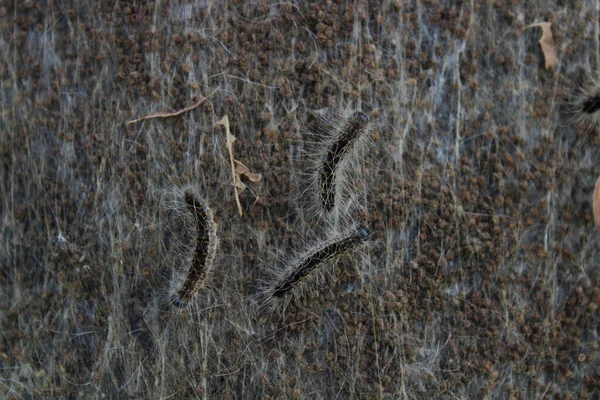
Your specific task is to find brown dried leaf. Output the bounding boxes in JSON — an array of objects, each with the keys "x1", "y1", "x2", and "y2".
[
  {"x1": 524, "y1": 22, "x2": 557, "y2": 69},
  {"x1": 234, "y1": 177, "x2": 247, "y2": 191},
  {"x1": 245, "y1": 171, "x2": 262, "y2": 182},
  {"x1": 216, "y1": 115, "x2": 243, "y2": 216},
  {"x1": 234, "y1": 160, "x2": 263, "y2": 183},
  {"x1": 234, "y1": 161, "x2": 249, "y2": 175},
  {"x1": 126, "y1": 89, "x2": 216, "y2": 124},
  {"x1": 594, "y1": 175, "x2": 600, "y2": 230}
]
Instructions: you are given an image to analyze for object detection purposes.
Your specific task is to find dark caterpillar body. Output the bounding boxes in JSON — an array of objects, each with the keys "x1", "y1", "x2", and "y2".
[
  {"x1": 582, "y1": 95, "x2": 600, "y2": 114},
  {"x1": 272, "y1": 226, "x2": 368, "y2": 298},
  {"x1": 320, "y1": 112, "x2": 369, "y2": 211},
  {"x1": 171, "y1": 191, "x2": 216, "y2": 308}
]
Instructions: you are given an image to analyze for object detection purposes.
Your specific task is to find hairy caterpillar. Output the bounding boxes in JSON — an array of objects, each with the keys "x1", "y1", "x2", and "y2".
[
  {"x1": 267, "y1": 225, "x2": 369, "y2": 301},
  {"x1": 581, "y1": 94, "x2": 600, "y2": 114},
  {"x1": 319, "y1": 112, "x2": 370, "y2": 212},
  {"x1": 560, "y1": 74, "x2": 600, "y2": 131},
  {"x1": 171, "y1": 190, "x2": 218, "y2": 308}
]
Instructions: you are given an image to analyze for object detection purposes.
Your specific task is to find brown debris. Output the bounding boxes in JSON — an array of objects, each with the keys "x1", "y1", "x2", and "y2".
[
  {"x1": 234, "y1": 160, "x2": 263, "y2": 183},
  {"x1": 216, "y1": 115, "x2": 244, "y2": 216},
  {"x1": 523, "y1": 22, "x2": 557, "y2": 69},
  {"x1": 126, "y1": 90, "x2": 216, "y2": 125}
]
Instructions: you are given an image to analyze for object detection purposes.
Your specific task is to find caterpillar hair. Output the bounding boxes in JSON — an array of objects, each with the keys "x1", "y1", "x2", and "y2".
[
  {"x1": 581, "y1": 94, "x2": 600, "y2": 114},
  {"x1": 320, "y1": 112, "x2": 370, "y2": 212},
  {"x1": 289, "y1": 107, "x2": 375, "y2": 228},
  {"x1": 560, "y1": 73, "x2": 600, "y2": 132},
  {"x1": 263, "y1": 224, "x2": 369, "y2": 307},
  {"x1": 170, "y1": 189, "x2": 218, "y2": 308}
]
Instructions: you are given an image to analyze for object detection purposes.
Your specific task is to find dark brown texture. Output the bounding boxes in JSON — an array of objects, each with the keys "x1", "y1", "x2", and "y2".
[{"x1": 1, "y1": 1, "x2": 599, "y2": 399}]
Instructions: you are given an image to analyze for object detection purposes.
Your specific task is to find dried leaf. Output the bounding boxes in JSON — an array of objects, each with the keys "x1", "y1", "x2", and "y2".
[
  {"x1": 234, "y1": 161, "x2": 249, "y2": 175},
  {"x1": 244, "y1": 171, "x2": 262, "y2": 183},
  {"x1": 524, "y1": 22, "x2": 557, "y2": 69},
  {"x1": 234, "y1": 160, "x2": 263, "y2": 183},
  {"x1": 126, "y1": 89, "x2": 216, "y2": 125},
  {"x1": 234, "y1": 178, "x2": 247, "y2": 191},
  {"x1": 216, "y1": 115, "x2": 243, "y2": 216},
  {"x1": 594, "y1": 175, "x2": 600, "y2": 230}
]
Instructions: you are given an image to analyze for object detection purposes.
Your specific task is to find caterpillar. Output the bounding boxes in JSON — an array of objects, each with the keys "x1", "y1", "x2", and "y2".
[
  {"x1": 560, "y1": 74, "x2": 600, "y2": 132},
  {"x1": 171, "y1": 190, "x2": 218, "y2": 308},
  {"x1": 581, "y1": 94, "x2": 600, "y2": 114},
  {"x1": 269, "y1": 225, "x2": 369, "y2": 299},
  {"x1": 319, "y1": 111, "x2": 369, "y2": 212}
]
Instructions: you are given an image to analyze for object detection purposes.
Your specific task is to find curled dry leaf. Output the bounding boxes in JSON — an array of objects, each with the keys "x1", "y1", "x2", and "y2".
[
  {"x1": 234, "y1": 160, "x2": 263, "y2": 183},
  {"x1": 215, "y1": 117, "x2": 263, "y2": 215},
  {"x1": 234, "y1": 178, "x2": 247, "y2": 191},
  {"x1": 594, "y1": 175, "x2": 600, "y2": 230},
  {"x1": 216, "y1": 115, "x2": 244, "y2": 217},
  {"x1": 523, "y1": 22, "x2": 557, "y2": 69}
]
